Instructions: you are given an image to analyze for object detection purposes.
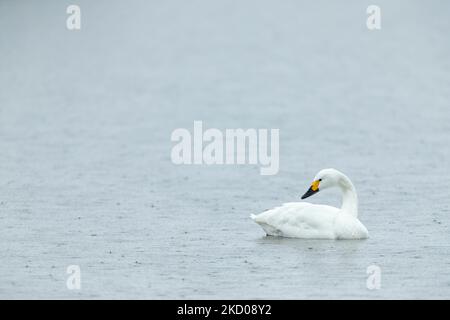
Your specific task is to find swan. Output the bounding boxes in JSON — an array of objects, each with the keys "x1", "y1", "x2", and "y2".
[{"x1": 251, "y1": 168, "x2": 368, "y2": 239}]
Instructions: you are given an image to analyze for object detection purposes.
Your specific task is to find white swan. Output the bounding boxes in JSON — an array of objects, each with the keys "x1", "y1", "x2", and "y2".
[{"x1": 251, "y1": 168, "x2": 368, "y2": 239}]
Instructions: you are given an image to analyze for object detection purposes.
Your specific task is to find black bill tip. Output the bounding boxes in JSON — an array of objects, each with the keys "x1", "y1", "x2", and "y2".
[{"x1": 301, "y1": 186, "x2": 319, "y2": 199}]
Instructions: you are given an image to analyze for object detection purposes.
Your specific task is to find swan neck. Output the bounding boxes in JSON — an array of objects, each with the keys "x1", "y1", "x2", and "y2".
[{"x1": 339, "y1": 176, "x2": 358, "y2": 217}]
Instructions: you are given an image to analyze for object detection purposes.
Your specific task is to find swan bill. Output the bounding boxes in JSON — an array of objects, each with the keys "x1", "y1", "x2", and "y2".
[{"x1": 301, "y1": 186, "x2": 319, "y2": 199}]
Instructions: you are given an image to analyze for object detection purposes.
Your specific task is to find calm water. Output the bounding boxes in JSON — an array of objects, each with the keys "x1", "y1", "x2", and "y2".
[{"x1": 1, "y1": 0, "x2": 450, "y2": 299}]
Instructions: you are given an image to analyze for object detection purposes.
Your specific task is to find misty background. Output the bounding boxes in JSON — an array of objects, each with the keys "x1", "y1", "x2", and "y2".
[{"x1": 1, "y1": 0, "x2": 449, "y2": 298}]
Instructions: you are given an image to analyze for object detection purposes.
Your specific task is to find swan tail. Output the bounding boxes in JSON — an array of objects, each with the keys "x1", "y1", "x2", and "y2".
[{"x1": 250, "y1": 214, "x2": 281, "y2": 236}]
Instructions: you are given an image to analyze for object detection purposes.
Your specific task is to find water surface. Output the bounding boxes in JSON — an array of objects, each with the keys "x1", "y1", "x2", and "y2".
[{"x1": 1, "y1": 0, "x2": 450, "y2": 299}]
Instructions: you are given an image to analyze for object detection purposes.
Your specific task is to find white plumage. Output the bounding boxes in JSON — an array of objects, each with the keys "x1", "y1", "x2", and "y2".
[{"x1": 251, "y1": 169, "x2": 368, "y2": 240}]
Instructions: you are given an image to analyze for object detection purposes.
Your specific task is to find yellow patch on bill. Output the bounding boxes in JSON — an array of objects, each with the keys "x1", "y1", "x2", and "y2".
[{"x1": 311, "y1": 180, "x2": 320, "y2": 191}]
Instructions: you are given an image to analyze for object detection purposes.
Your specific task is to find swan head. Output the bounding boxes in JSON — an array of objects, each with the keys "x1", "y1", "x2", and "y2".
[{"x1": 300, "y1": 168, "x2": 344, "y2": 199}]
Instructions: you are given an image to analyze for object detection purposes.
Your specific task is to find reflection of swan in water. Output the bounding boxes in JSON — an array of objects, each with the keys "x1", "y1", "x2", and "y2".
[{"x1": 251, "y1": 168, "x2": 369, "y2": 240}]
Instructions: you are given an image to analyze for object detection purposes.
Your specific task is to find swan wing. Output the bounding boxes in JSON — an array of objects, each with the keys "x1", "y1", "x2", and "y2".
[{"x1": 251, "y1": 202, "x2": 340, "y2": 239}]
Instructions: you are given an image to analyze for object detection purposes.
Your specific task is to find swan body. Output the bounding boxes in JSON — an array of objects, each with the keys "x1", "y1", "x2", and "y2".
[{"x1": 251, "y1": 169, "x2": 368, "y2": 240}]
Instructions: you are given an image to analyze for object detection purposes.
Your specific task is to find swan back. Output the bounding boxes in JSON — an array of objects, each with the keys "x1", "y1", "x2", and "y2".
[{"x1": 252, "y1": 202, "x2": 340, "y2": 239}]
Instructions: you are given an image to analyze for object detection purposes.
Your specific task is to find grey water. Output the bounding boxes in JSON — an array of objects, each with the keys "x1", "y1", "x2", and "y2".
[{"x1": 1, "y1": 0, "x2": 450, "y2": 299}]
